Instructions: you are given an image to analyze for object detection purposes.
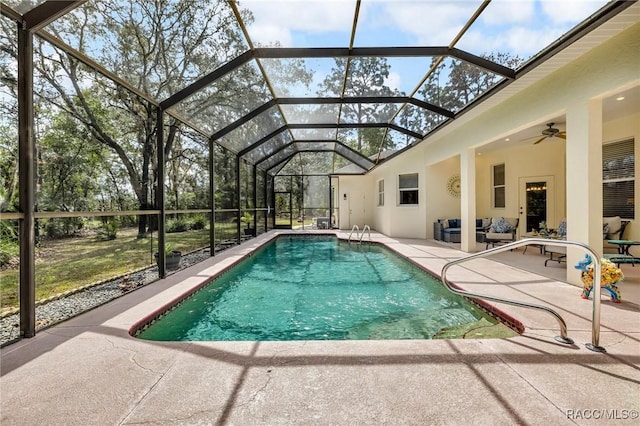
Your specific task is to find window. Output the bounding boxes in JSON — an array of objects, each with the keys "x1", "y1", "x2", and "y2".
[
  {"x1": 377, "y1": 179, "x2": 384, "y2": 206},
  {"x1": 603, "y1": 139, "x2": 634, "y2": 218},
  {"x1": 492, "y1": 164, "x2": 505, "y2": 208},
  {"x1": 399, "y1": 173, "x2": 418, "y2": 205}
]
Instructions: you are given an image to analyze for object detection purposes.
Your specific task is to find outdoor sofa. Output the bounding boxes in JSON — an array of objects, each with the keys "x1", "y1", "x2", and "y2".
[{"x1": 434, "y1": 218, "x2": 489, "y2": 243}]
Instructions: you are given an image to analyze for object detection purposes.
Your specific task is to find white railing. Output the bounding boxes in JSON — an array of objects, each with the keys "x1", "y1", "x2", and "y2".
[
  {"x1": 348, "y1": 224, "x2": 371, "y2": 244},
  {"x1": 359, "y1": 225, "x2": 371, "y2": 244},
  {"x1": 441, "y1": 238, "x2": 605, "y2": 352},
  {"x1": 347, "y1": 225, "x2": 360, "y2": 243}
]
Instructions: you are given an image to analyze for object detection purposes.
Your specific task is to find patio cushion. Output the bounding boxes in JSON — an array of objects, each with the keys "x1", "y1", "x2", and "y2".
[
  {"x1": 603, "y1": 216, "x2": 622, "y2": 239},
  {"x1": 448, "y1": 219, "x2": 461, "y2": 228}
]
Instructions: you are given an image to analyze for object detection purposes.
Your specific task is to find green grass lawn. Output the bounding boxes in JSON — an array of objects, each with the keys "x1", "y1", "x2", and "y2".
[
  {"x1": 275, "y1": 217, "x2": 314, "y2": 227},
  {"x1": 0, "y1": 225, "x2": 238, "y2": 313}
]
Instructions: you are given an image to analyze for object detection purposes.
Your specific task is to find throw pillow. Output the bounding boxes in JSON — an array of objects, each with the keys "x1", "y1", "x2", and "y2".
[
  {"x1": 441, "y1": 220, "x2": 449, "y2": 229},
  {"x1": 557, "y1": 221, "x2": 567, "y2": 237},
  {"x1": 604, "y1": 216, "x2": 621, "y2": 237},
  {"x1": 603, "y1": 224, "x2": 609, "y2": 239},
  {"x1": 491, "y1": 217, "x2": 512, "y2": 233},
  {"x1": 482, "y1": 218, "x2": 491, "y2": 231}
]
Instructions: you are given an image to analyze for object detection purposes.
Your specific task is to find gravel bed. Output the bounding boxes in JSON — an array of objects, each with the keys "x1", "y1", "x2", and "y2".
[{"x1": 0, "y1": 248, "x2": 216, "y2": 346}]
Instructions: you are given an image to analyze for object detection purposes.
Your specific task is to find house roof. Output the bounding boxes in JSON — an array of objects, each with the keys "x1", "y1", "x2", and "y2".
[{"x1": 2, "y1": 0, "x2": 635, "y2": 176}]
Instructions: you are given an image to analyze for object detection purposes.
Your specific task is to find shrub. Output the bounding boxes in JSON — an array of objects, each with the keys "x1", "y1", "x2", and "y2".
[
  {"x1": 240, "y1": 212, "x2": 254, "y2": 227},
  {"x1": 119, "y1": 215, "x2": 138, "y2": 228},
  {"x1": 166, "y1": 218, "x2": 188, "y2": 233},
  {"x1": 42, "y1": 217, "x2": 85, "y2": 238},
  {"x1": 0, "y1": 239, "x2": 19, "y2": 267},
  {"x1": 96, "y1": 220, "x2": 118, "y2": 240},
  {"x1": 0, "y1": 220, "x2": 17, "y2": 241},
  {"x1": 190, "y1": 215, "x2": 207, "y2": 230}
]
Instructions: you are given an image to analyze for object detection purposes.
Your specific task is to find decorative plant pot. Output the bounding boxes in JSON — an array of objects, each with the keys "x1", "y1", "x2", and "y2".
[{"x1": 154, "y1": 251, "x2": 182, "y2": 270}]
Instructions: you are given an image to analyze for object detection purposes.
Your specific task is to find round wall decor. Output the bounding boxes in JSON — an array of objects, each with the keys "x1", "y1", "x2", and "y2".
[{"x1": 447, "y1": 174, "x2": 461, "y2": 197}]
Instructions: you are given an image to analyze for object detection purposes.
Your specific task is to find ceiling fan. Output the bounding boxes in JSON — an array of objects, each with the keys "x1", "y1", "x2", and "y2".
[{"x1": 531, "y1": 122, "x2": 566, "y2": 145}]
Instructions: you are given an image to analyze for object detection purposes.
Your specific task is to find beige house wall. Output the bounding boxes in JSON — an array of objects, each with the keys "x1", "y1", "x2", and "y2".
[{"x1": 337, "y1": 21, "x2": 639, "y2": 251}]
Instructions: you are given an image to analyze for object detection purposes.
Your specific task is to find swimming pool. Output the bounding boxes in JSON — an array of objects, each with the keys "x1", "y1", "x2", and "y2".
[{"x1": 137, "y1": 235, "x2": 507, "y2": 341}]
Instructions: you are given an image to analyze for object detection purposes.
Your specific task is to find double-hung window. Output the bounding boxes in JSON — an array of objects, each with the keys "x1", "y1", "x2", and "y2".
[
  {"x1": 398, "y1": 173, "x2": 418, "y2": 205},
  {"x1": 603, "y1": 139, "x2": 634, "y2": 218},
  {"x1": 377, "y1": 179, "x2": 384, "y2": 206},
  {"x1": 492, "y1": 164, "x2": 505, "y2": 208}
]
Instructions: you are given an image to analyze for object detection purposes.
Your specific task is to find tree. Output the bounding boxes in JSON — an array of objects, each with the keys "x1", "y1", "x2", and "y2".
[
  {"x1": 418, "y1": 53, "x2": 524, "y2": 121},
  {"x1": 317, "y1": 57, "x2": 400, "y2": 156},
  {"x1": 0, "y1": 124, "x2": 18, "y2": 212},
  {"x1": 1, "y1": 1, "x2": 276, "y2": 237},
  {"x1": 36, "y1": 108, "x2": 110, "y2": 212},
  {"x1": 0, "y1": 20, "x2": 18, "y2": 212}
]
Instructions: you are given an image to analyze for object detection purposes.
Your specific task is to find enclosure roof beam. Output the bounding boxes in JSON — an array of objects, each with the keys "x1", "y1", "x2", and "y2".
[
  {"x1": 288, "y1": 123, "x2": 424, "y2": 140},
  {"x1": 333, "y1": 140, "x2": 375, "y2": 168},
  {"x1": 23, "y1": 1, "x2": 86, "y2": 31},
  {"x1": 208, "y1": 99, "x2": 278, "y2": 142},
  {"x1": 160, "y1": 50, "x2": 254, "y2": 109},
  {"x1": 266, "y1": 153, "x2": 297, "y2": 175},
  {"x1": 236, "y1": 125, "x2": 289, "y2": 157},
  {"x1": 245, "y1": 139, "x2": 374, "y2": 169},
  {"x1": 162, "y1": 44, "x2": 516, "y2": 113},
  {"x1": 264, "y1": 150, "x2": 367, "y2": 176},
  {"x1": 278, "y1": 96, "x2": 455, "y2": 119},
  {"x1": 254, "y1": 46, "x2": 516, "y2": 80},
  {"x1": 208, "y1": 95, "x2": 451, "y2": 150}
]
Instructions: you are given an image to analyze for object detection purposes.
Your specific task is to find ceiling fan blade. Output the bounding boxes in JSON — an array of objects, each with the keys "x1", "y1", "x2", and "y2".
[
  {"x1": 519, "y1": 135, "x2": 542, "y2": 142},
  {"x1": 556, "y1": 132, "x2": 566, "y2": 139},
  {"x1": 533, "y1": 136, "x2": 546, "y2": 145}
]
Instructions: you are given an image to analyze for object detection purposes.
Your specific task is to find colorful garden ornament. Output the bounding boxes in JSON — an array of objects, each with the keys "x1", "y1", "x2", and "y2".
[{"x1": 574, "y1": 254, "x2": 622, "y2": 303}]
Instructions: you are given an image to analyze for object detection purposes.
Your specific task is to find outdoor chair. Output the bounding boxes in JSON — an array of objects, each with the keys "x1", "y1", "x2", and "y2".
[{"x1": 484, "y1": 217, "x2": 519, "y2": 249}]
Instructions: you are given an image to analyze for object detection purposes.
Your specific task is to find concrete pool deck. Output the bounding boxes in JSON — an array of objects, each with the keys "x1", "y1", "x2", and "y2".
[{"x1": 1, "y1": 230, "x2": 639, "y2": 425}]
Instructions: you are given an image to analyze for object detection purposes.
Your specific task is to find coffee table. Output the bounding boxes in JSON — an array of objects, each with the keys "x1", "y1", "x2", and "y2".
[
  {"x1": 607, "y1": 239, "x2": 640, "y2": 256},
  {"x1": 605, "y1": 240, "x2": 640, "y2": 267}
]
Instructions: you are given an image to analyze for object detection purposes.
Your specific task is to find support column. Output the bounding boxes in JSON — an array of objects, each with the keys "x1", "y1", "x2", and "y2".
[
  {"x1": 209, "y1": 139, "x2": 216, "y2": 256},
  {"x1": 264, "y1": 171, "x2": 268, "y2": 233},
  {"x1": 460, "y1": 147, "x2": 477, "y2": 253},
  {"x1": 566, "y1": 99, "x2": 603, "y2": 284},
  {"x1": 18, "y1": 24, "x2": 35, "y2": 338},
  {"x1": 236, "y1": 156, "x2": 241, "y2": 243},
  {"x1": 252, "y1": 165, "x2": 257, "y2": 234},
  {"x1": 328, "y1": 176, "x2": 332, "y2": 229},
  {"x1": 156, "y1": 108, "x2": 166, "y2": 277}
]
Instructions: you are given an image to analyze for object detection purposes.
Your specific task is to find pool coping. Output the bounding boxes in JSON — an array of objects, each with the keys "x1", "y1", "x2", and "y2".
[{"x1": 129, "y1": 232, "x2": 525, "y2": 340}]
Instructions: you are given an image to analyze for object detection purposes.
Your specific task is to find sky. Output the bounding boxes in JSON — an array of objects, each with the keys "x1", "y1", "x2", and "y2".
[{"x1": 238, "y1": 0, "x2": 610, "y2": 94}]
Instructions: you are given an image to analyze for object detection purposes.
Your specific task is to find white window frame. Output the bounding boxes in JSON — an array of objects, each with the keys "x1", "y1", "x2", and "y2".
[
  {"x1": 377, "y1": 179, "x2": 384, "y2": 206},
  {"x1": 398, "y1": 173, "x2": 419, "y2": 205},
  {"x1": 492, "y1": 163, "x2": 506, "y2": 209},
  {"x1": 603, "y1": 138, "x2": 635, "y2": 219}
]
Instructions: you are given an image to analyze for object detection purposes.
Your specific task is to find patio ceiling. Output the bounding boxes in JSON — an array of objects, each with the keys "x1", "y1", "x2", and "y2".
[{"x1": 1, "y1": 0, "x2": 632, "y2": 175}]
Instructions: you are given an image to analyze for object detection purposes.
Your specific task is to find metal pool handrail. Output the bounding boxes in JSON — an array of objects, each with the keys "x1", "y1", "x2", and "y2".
[
  {"x1": 348, "y1": 225, "x2": 360, "y2": 243},
  {"x1": 440, "y1": 238, "x2": 605, "y2": 352},
  {"x1": 359, "y1": 225, "x2": 371, "y2": 244}
]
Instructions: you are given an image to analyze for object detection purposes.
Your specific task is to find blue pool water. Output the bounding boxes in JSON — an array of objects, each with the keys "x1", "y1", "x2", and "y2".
[{"x1": 137, "y1": 236, "x2": 493, "y2": 341}]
